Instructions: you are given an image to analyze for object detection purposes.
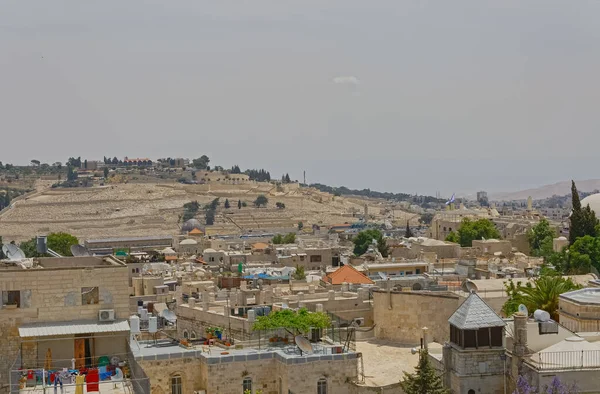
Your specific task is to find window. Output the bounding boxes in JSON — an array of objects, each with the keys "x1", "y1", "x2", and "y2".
[
  {"x1": 310, "y1": 255, "x2": 322, "y2": 263},
  {"x1": 171, "y1": 375, "x2": 182, "y2": 394},
  {"x1": 81, "y1": 287, "x2": 99, "y2": 305},
  {"x1": 2, "y1": 291, "x2": 21, "y2": 308},
  {"x1": 317, "y1": 378, "x2": 327, "y2": 394},
  {"x1": 183, "y1": 330, "x2": 189, "y2": 339},
  {"x1": 243, "y1": 377, "x2": 252, "y2": 393},
  {"x1": 416, "y1": 269, "x2": 421, "y2": 274},
  {"x1": 191, "y1": 331, "x2": 197, "y2": 340},
  {"x1": 468, "y1": 390, "x2": 475, "y2": 394}
]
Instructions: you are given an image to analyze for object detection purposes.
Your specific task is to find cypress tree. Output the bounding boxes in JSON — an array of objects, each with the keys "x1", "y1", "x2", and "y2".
[
  {"x1": 570, "y1": 180, "x2": 599, "y2": 244},
  {"x1": 405, "y1": 221, "x2": 414, "y2": 238},
  {"x1": 400, "y1": 350, "x2": 449, "y2": 394}
]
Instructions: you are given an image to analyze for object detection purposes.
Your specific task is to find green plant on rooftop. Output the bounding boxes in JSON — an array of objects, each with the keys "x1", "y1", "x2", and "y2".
[
  {"x1": 445, "y1": 218, "x2": 501, "y2": 247},
  {"x1": 252, "y1": 308, "x2": 330, "y2": 336},
  {"x1": 353, "y1": 229, "x2": 389, "y2": 257}
]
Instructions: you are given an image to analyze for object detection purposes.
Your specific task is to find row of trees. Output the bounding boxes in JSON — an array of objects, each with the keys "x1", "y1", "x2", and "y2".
[
  {"x1": 310, "y1": 183, "x2": 445, "y2": 207},
  {"x1": 272, "y1": 233, "x2": 296, "y2": 244}
]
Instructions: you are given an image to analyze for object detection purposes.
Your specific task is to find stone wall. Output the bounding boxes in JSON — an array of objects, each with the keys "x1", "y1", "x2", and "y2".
[
  {"x1": 138, "y1": 351, "x2": 358, "y2": 394},
  {"x1": 373, "y1": 290, "x2": 462, "y2": 344}
]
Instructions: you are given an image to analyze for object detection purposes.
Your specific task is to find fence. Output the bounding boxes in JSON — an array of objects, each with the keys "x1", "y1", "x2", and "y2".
[
  {"x1": 536, "y1": 350, "x2": 600, "y2": 371},
  {"x1": 127, "y1": 346, "x2": 151, "y2": 394}
]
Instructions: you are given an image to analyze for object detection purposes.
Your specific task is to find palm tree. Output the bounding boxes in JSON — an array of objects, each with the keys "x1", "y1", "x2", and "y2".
[{"x1": 504, "y1": 276, "x2": 581, "y2": 321}]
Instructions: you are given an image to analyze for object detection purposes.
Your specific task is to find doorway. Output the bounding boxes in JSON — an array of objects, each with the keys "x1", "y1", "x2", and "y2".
[{"x1": 74, "y1": 335, "x2": 95, "y2": 369}]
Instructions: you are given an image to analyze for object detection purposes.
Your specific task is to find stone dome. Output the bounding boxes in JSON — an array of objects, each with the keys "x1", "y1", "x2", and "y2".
[
  {"x1": 580, "y1": 193, "x2": 600, "y2": 215},
  {"x1": 180, "y1": 238, "x2": 198, "y2": 245},
  {"x1": 182, "y1": 218, "x2": 202, "y2": 233}
]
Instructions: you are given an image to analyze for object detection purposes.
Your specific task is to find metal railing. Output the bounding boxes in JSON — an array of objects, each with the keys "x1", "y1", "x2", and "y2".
[
  {"x1": 536, "y1": 350, "x2": 600, "y2": 371},
  {"x1": 127, "y1": 346, "x2": 151, "y2": 394}
]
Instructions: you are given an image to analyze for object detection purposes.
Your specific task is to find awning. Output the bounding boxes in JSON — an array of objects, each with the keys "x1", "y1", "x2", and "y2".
[{"x1": 19, "y1": 320, "x2": 130, "y2": 338}]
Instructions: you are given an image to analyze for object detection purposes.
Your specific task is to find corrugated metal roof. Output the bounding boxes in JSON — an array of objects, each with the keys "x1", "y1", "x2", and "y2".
[
  {"x1": 19, "y1": 320, "x2": 130, "y2": 338},
  {"x1": 448, "y1": 293, "x2": 505, "y2": 330}
]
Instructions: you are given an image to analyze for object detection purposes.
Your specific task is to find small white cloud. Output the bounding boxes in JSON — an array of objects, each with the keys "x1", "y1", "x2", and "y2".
[{"x1": 332, "y1": 76, "x2": 360, "y2": 85}]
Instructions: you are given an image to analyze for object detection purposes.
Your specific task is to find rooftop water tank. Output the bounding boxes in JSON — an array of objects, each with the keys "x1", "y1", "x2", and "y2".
[
  {"x1": 130, "y1": 315, "x2": 141, "y2": 334},
  {"x1": 148, "y1": 316, "x2": 158, "y2": 333}
]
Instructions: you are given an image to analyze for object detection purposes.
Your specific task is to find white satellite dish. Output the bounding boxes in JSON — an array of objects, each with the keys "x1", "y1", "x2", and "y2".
[
  {"x1": 461, "y1": 279, "x2": 478, "y2": 293},
  {"x1": 70, "y1": 244, "x2": 91, "y2": 257},
  {"x1": 518, "y1": 304, "x2": 529, "y2": 317},
  {"x1": 2, "y1": 244, "x2": 26, "y2": 261},
  {"x1": 295, "y1": 335, "x2": 313, "y2": 355},
  {"x1": 161, "y1": 309, "x2": 177, "y2": 323},
  {"x1": 533, "y1": 309, "x2": 551, "y2": 322}
]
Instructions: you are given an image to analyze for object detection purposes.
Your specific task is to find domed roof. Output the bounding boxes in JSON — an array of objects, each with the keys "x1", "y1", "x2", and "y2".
[
  {"x1": 180, "y1": 239, "x2": 198, "y2": 245},
  {"x1": 182, "y1": 218, "x2": 202, "y2": 233},
  {"x1": 580, "y1": 193, "x2": 600, "y2": 216},
  {"x1": 203, "y1": 248, "x2": 217, "y2": 253}
]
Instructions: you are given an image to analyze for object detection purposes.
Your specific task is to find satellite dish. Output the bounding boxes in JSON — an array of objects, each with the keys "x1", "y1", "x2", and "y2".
[
  {"x1": 2, "y1": 244, "x2": 26, "y2": 261},
  {"x1": 70, "y1": 244, "x2": 91, "y2": 257},
  {"x1": 295, "y1": 335, "x2": 313, "y2": 355},
  {"x1": 162, "y1": 309, "x2": 177, "y2": 323},
  {"x1": 518, "y1": 304, "x2": 529, "y2": 317},
  {"x1": 533, "y1": 309, "x2": 551, "y2": 322},
  {"x1": 461, "y1": 279, "x2": 478, "y2": 293}
]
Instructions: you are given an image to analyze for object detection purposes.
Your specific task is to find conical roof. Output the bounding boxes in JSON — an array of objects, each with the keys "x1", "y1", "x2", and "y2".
[{"x1": 448, "y1": 292, "x2": 505, "y2": 330}]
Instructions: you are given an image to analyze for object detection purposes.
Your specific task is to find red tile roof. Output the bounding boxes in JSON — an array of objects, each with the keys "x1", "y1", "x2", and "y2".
[{"x1": 326, "y1": 265, "x2": 374, "y2": 285}]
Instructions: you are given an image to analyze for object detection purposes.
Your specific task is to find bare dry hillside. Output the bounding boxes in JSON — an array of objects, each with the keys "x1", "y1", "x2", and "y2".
[{"x1": 0, "y1": 182, "x2": 415, "y2": 242}]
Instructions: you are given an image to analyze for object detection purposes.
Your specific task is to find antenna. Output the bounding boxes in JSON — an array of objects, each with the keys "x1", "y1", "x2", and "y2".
[
  {"x1": 71, "y1": 244, "x2": 91, "y2": 257},
  {"x1": 295, "y1": 335, "x2": 313, "y2": 355},
  {"x1": 2, "y1": 244, "x2": 26, "y2": 261},
  {"x1": 518, "y1": 304, "x2": 529, "y2": 317}
]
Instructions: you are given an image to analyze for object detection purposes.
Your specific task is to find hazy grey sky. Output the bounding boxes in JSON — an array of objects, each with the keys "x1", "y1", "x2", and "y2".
[{"x1": 2, "y1": 0, "x2": 600, "y2": 196}]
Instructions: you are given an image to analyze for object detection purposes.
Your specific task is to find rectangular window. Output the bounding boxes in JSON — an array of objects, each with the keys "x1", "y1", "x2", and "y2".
[
  {"x1": 310, "y1": 255, "x2": 322, "y2": 263},
  {"x1": 317, "y1": 379, "x2": 327, "y2": 394},
  {"x1": 243, "y1": 377, "x2": 252, "y2": 393},
  {"x1": 171, "y1": 375, "x2": 182, "y2": 394},
  {"x1": 2, "y1": 291, "x2": 21, "y2": 308},
  {"x1": 81, "y1": 287, "x2": 99, "y2": 305},
  {"x1": 416, "y1": 269, "x2": 421, "y2": 274}
]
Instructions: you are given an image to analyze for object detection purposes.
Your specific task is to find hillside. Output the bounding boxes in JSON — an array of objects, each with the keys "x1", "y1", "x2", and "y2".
[{"x1": 491, "y1": 179, "x2": 600, "y2": 201}]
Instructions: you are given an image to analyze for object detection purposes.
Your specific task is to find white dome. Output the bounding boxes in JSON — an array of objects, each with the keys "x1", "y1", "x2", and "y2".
[
  {"x1": 203, "y1": 248, "x2": 217, "y2": 253},
  {"x1": 180, "y1": 239, "x2": 198, "y2": 245},
  {"x1": 558, "y1": 236, "x2": 567, "y2": 241},
  {"x1": 580, "y1": 194, "x2": 600, "y2": 215}
]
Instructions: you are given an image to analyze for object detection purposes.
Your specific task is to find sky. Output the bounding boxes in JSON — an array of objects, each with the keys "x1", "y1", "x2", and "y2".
[{"x1": 1, "y1": 0, "x2": 600, "y2": 196}]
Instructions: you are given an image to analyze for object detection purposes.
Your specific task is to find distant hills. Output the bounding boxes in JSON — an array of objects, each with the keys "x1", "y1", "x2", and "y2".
[{"x1": 491, "y1": 179, "x2": 600, "y2": 201}]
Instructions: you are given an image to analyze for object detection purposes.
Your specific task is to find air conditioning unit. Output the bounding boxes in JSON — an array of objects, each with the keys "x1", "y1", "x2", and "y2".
[
  {"x1": 353, "y1": 317, "x2": 365, "y2": 326},
  {"x1": 99, "y1": 309, "x2": 115, "y2": 322}
]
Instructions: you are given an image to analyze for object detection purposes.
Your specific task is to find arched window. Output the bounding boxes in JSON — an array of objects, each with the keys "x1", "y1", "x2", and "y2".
[
  {"x1": 171, "y1": 375, "x2": 182, "y2": 394},
  {"x1": 191, "y1": 331, "x2": 197, "y2": 340},
  {"x1": 242, "y1": 377, "x2": 252, "y2": 393},
  {"x1": 468, "y1": 390, "x2": 475, "y2": 394},
  {"x1": 317, "y1": 378, "x2": 327, "y2": 394},
  {"x1": 183, "y1": 330, "x2": 189, "y2": 339}
]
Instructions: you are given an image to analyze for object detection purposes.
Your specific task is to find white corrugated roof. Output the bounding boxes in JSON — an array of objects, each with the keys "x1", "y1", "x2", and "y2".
[{"x1": 19, "y1": 320, "x2": 130, "y2": 337}]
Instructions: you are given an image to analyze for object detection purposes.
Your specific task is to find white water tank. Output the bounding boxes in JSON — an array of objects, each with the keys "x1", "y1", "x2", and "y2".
[
  {"x1": 534, "y1": 309, "x2": 551, "y2": 322},
  {"x1": 130, "y1": 315, "x2": 141, "y2": 334},
  {"x1": 247, "y1": 309, "x2": 256, "y2": 322},
  {"x1": 148, "y1": 316, "x2": 158, "y2": 333},
  {"x1": 140, "y1": 308, "x2": 149, "y2": 321}
]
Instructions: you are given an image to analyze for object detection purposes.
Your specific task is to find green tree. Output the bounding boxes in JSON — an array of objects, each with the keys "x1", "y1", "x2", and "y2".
[
  {"x1": 103, "y1": 167, "x2": 109, "y2": 178},
  {"x1": 20, "y1": 238, "x2": 44, "y2": 258},
  {"x1": 293, "y1": 265, "x2": 306, "y2": 280},
  {"x1": 419, "y1": 213, "x2": 434, "y2": 225},
  {"x1": 298, "y1": 221, "x2": 304, "y2": 231},
  {"x1": 238, "y1": 199, "x2": 242, "y2": 209},
  {"x1": 447, "y1": 218, "x2": 501, "y2": 247},
  {"x1": 502, "y1": 276, "x2": 582, "y2": 321},
  {"x1": 528, "y1": 219, "x2": 556, "y2": 257},
  {"x1": 272, "y1": 234, "x2": 284, "y2": 244},
  {"x1": 445, "y1": 231, "x2": 459, "y2": 243},
  {"x1": 224, "y1": 199, "x2": 230, "y2": 209},
  {"x1": 570, "y1": 180, "x2": 599, "y2": 244},
  {"x1": 47, "y1": 232, "x2": 79, "y2": 256},
  {"x1": 192, "y1": 155, "x2": 210, "y2": 170},
  {"x1": 252, "y1": 308, "x2": 330, "y2": 335},
  {"x1": 283, "y1": 233, "x2": 296, "y2": 244},
  {"x1": 205, "y1": 209, "x2": 215, "y2": 225},
  {"x1": 405, "y1": 221, "x2": 414, "y2": 238},
  {"x1": 353, "y1": 229, "x2": 389, "y2": 257},
  {"x1": 400, "y1": 350, "x2": 449, "y2": 394},
  {"x1": 254, "y1": 195, "x2": 268, "y2": 208}
]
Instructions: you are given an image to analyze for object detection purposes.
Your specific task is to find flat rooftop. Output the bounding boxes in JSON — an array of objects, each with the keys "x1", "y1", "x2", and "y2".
[
  {"x1": 355, "y1": 339, "x2": 443, "y2": 387},
  {"x1": 21, "y1": 381, "x2": 129, "y2": 393},
  {"x1": 560, "y1": 288, "x2": 600, "y2": 305},
  {"x1": 131, "y1": 340, "x2": 357, "y2": 364}
]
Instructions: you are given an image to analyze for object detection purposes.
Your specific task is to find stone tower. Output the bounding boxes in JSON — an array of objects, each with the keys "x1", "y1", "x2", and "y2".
[{"x1": 443, "y1": 292, "x2": 507, "y2": 394}]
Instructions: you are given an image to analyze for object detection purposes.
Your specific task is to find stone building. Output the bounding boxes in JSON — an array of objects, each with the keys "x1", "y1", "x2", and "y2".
[
  {"x1": 134, "y1": 340, "x2": 358, "y2": 394},
  {"x1": 0, "y1": 256, "x2": 130, "y2": 391},
  {"x1": 558, "y1": 288, "x2": 600, "y2": 333}
]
